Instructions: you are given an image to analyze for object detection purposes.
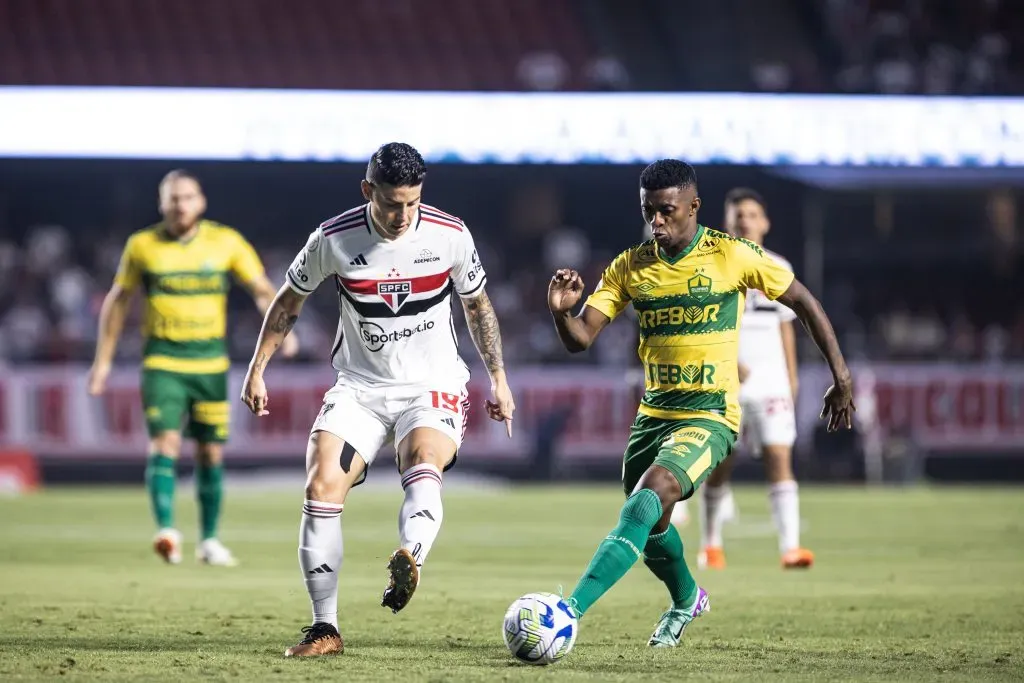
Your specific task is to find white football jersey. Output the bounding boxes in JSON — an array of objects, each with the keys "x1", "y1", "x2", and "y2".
[
  {"x1": 738, "y1": 249, "x2": 796, "y2": 399},
  {"x1": 286, "y1": 203, "x2": 485, "y2": 387}
]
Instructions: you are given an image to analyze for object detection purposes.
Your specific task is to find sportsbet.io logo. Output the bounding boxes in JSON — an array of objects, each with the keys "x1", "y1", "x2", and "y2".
[{"x1": 359, "y1": 320, "x2": 435, "y2": 352}]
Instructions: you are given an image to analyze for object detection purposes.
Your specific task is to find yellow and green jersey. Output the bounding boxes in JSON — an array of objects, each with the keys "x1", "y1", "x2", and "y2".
[
  {"x1": 114, "y1": 220, "x2": 265, "y2": 375},
  {"x1": 585, "y1": 225, "x2": 795, "y2": 432}
]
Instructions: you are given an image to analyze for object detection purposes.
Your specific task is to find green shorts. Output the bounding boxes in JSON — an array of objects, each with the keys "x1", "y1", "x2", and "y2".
[
  {"x1": 141, "y1": 369, "x2": 230, "y2": 443},
  {"x1": 622, "y1": 414, "x2": 737, "y2": 500}
]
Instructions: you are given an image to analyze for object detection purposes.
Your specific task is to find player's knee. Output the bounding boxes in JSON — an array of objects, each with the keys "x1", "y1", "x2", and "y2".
[
  {"x1": 151, "y1": 432, "x2": 182, "y2": 458},
  {"x1": 763, "y1": 446, "x2": 794, "y2": 482},
  {"x1": 305, "y1": 471, "x2": 346, "y2": 504},
  {"x1": 195, "y1": 444, "x2": 223, "y2": 467},
  {"x1": 402, "y1": 444, "x2": 452, "y2": 472},
  {"x1": 635, "y1": 467, "x2": 683, "y2": 516}
]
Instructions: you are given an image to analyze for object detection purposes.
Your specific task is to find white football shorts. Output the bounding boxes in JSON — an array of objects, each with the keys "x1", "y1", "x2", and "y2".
[
  {"x1": 739, "y1": 395, "x2": 796, "y2": 453},
  {"x1": 311, "y1": 375, "x2": 469, "y2": 485}
]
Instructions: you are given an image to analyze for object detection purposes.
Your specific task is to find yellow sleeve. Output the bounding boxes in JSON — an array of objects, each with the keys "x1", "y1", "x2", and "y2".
[
  {"x1": 734, "y1": 239, "x2": 795, "y2": 299},
  {"x1": 113, "y1": 236, "x2": 142, "y2": 291},
  {"x1": 584, "y1": 251, "x2": 631, "y2": 321},
  {"x1": 229, "y1": 231, "x2": 265, "y2": 285}
]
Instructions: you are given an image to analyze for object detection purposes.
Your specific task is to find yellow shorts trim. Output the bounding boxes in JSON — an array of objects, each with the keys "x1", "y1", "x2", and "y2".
[{"x1": 142, "y1": 355, "x2": 231, "y2": 374}]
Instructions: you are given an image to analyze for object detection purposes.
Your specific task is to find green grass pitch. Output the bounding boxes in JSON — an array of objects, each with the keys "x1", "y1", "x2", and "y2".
[{"x1": 1, "y1": 484, "x2": 1023, "y2": 681}]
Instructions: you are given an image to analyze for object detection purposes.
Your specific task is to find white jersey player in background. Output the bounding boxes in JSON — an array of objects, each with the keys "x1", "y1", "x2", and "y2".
[
  {"x1": 240, "y1": 143, "x2": 515, "y2": 657},
  {"x1": 672, "y1": 188, "x2": 814, "y2": 570}
]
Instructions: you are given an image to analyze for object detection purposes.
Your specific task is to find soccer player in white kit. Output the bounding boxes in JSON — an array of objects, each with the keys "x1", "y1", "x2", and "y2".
[
  {"x1": 693, "y1": 188, "x2": 814, "y2": 570},
  {"x1": 240, "y1": 143, "x2": 516, "y2": 656}
]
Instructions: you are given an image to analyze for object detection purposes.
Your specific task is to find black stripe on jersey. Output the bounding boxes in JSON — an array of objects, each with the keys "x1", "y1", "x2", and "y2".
[
  {"x1": 753, "y1": 305, "x2": 778, "y2": 312},
  {"x1": 330, "y1": 279, "x2": 345, "y2": 365},
  {"x1": 287, "y1": 270, "x2": 314, "y2": 293},
  {"x1": 457, "y1": 275, "x2": 487, "y2": 298},
  {"x1": 320, "y1": 205, "x2": 365, "y2": 230},
  {"x1": 338, "y1": 279, "x2": 454, "y2": 318}
]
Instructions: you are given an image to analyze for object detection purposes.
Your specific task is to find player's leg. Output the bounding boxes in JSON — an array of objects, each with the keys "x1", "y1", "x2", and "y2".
[
  {"x1": 760, "y1": 397, "x2": 812, "y2": 568},
  {"x1": 384, "y1": 389, "x2": 466, "y2": 613},
  {"x1": 697, "y1": 450, "x2": 738, "y2": 570},
  {"x1": 565, "y1": 417, "x2": 730, "y2": 637},
  {"x1": 641, "y1": 419, "x2": 732, "y2": 646},
  {"x1": 141, "y1": 369, "x2": 188, "y2": 564},
  {"x1": 185, "y1": 372, "x2": 234, "y2": 566},
  {"x1": 285, "y1": 385, "x2": 388, "y2": 657}
]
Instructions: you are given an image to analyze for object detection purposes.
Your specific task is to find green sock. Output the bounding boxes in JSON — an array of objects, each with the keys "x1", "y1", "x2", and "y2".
[
  {"x1": 196, "y1": 462, "x2": 224, "y2": 541},
  {"x1": 145, "y1": 453, "x2": 176, "y2": 530},
  {"x1": 568, "y1": 489, "x2": 663, "y2": 617},
  {"x1": 643, "y1": 524, "x2": 698, "y2": 609}
]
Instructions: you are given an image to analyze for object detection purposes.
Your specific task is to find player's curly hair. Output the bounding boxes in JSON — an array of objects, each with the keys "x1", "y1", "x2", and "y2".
[
  {"x1": 724, "y1": 187, "x2": 766, "y2": 211},
  {"x1": 366, "y1": 142, "x2": 427, "y2": 187},
  {"x1": 639, "y1": 159, "x2": 698, "y2": 193}
]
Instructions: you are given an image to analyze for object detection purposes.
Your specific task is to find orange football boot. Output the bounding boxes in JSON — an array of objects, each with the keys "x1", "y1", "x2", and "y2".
[
  {"x1": 781, "y1": 548, "x2": 815, "y2": 569},
  {"x1": 697, "y1": 546, "x2": 727, "y2": 570}
]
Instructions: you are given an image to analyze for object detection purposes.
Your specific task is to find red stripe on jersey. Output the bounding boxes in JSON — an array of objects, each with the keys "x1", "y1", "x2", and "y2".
[
  {"x1": 420, "y1": 215, "x2": 463, "y2": 232},
  {"x1": 338, "y1": 268, "x2": 452, "y2": 296},
  {"x1": 420, "y1": 204, "x2": 462, "y2": 222}
]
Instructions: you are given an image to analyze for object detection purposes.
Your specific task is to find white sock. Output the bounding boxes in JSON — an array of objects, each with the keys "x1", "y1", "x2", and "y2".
[
  {"x1": 768, "y1": 480, "x2": 800, "y2": 553},
  {"x1": 298, "y1": 500, "x2": 343, "y2": 628},
  {"x1": 700, "y1": 485, "x2": 732, "y2": 548},
  {"x1": 399, "y1": 464, "x2": 444, "y2": 568}
]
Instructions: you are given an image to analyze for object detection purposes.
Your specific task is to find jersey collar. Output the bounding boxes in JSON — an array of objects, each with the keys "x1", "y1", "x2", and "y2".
[{"x1": 658, "y1": 224, "x2": 704, "y2": 264}]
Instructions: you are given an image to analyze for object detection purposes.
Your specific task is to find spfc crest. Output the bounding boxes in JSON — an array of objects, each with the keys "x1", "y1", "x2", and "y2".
[{"x1": 378, "y1": 280, "x2": 411, "y2": 313}]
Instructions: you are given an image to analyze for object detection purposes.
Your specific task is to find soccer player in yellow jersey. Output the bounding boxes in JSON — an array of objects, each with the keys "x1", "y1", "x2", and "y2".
[
  {"x1": 547, "y1": 160, "x2": 855, "y2": 648},
  {"x1": 87, "y1": 169, "x2": 298, "y2": 566}
]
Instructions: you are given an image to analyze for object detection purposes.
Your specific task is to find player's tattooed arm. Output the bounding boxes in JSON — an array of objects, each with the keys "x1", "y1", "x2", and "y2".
[
  {"x1": 462, "y1": 290, "x2": 505, "y2": 375},
  {"x1": 248, "y1": 286, "x2": 306, "y2": 373},
  {"x1": 241, "y1": 285, "x2": 307, "y2": 416},
  {"x1": 463, "y1": 289, "x2": 516, "y2": 436}
]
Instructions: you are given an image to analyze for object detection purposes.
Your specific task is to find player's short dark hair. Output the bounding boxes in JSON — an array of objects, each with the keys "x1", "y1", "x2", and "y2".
[
  {"x1": 160, "y1": 168, "x2": 202, "y2": 189},
  {"x1": 724, "y1": 187, "x2": 766, "y2": 212},
  {"x1": 366, "y1": 142, "x2": 427, "y2": 187},
  {"x1": 639, "y1": 159, "x2": 698, "y2": 193}
]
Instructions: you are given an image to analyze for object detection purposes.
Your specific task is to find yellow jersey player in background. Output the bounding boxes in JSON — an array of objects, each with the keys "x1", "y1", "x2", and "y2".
[
  {"x1": 87, "y1": 169, "x2": 298, "y2": 566},
  {"x1": 546, "y1": 159, "x2": 854, "y2": 650}
]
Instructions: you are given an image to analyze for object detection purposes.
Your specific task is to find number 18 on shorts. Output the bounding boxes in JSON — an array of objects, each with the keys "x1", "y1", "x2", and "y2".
[{"x1": 312, "y1": 379, "x2": 470, "y2": 482}]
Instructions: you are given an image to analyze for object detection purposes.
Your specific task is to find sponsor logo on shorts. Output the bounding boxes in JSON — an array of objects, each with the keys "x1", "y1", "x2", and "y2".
[{"x1": 359, "y1": 320, "x2": 435, "y2": 352}]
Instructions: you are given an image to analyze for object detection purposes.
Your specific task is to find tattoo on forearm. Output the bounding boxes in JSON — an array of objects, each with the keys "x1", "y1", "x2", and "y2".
[
  {"x1": 269, "y1": 310, "x2": 298, "y2": 335},
  {"x1": 253, "y1": 351, "x2": 269, "y2": 373},
  {"x1": 464, "y1": 292, "x2": 505, "y2": 373}
]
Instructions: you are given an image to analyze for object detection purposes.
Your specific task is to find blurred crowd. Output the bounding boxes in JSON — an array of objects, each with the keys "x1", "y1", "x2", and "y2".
[
  {"x1": 820, "y1": 0, "x2": 1023, "y2": 95},
  {"x1": 2, "y1": 215, "x2": 1022, "y2": 369}
]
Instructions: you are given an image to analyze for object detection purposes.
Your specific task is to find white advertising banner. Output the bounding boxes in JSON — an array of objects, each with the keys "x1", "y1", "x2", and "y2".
[{"x1": 1, "y1": 88, "x2": 1022, "y2": 167}]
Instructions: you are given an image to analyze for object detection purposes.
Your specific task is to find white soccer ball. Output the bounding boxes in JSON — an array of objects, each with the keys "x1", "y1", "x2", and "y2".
[{"x1": 502, "y1": 592, "x2": 578, "y2": 665}]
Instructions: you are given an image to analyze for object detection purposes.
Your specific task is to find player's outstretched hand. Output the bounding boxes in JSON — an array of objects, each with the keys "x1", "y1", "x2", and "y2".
[
  {"x1": 86, "y1": 362, "x2": 110, "y2": 396},
  {"x1": 548, "y1": 269, "x2": 585, "y2": 315},
  {"x1": 820, "y1": 381, "x2": 856, "y2": 432},
  {"x1": 240, "y1": 371, "x2": 270, "y2": 416},
  {"x1": 486, "y1": 376, "x2": 516, "y2": 438}
]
